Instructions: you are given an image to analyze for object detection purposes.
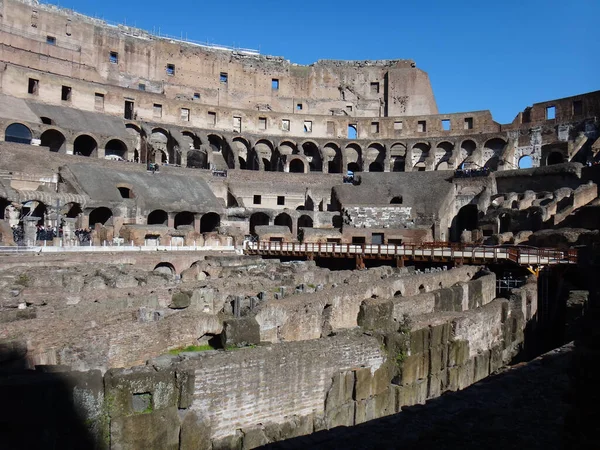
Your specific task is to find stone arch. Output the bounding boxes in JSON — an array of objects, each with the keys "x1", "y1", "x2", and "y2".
[
  {"x1": 154, "y1": 262, "x2": 175, "y2": 275},
  {"x1": 298, "y1": 214, "x2": 313, "y2": 229},
  {"x1": 302, "y1": 141, "x2": 323, "y2": 172},
  {"x1": 232, "y1": 137, "x2": 250, "y2": 169},
  {"x1": 105, "y1": 139, "x2": 128, "y2": 159},
  {"x1": 323, "y1": 142, "x2": 342, "y2": 173},
  {"x1": 200, "y1": 212, "x2": 221, "y2": 233},
  {"x1": 366, "y1": 143, "x2": 385, "y2": 172},
  {"x1": 174, "y1": 211, "x2": 195, "y2": 229},
  {"x1": 289, "y1": 158, "x2": 306, "y2": 173},
  {"x1": 126, "y1": 123, "x2": 143, "y2": 162},
  {"x1": 250, "y1": 212, "x2": 270, "y2": 235},
  {"x1": 483, "y1": 138, "x2": 506, "y2": 170},
  {"x1": 459, "y1": 139, "x2": 477, "y2": 168},
  {"x1": 274, "y1": 212, "x2": 293, "y2": 232},
  {"x1": 4, "y1": 123, "x2": 32, "y2": 144},
  {"x1": 73, "y1": 134, "x2": 98, "y2": 157},
  {"x1": 40, "y1": 129, "x2": 66, "y2": 153},
  {"x1": 181, "y1": 131, "x2": 201, "y2": 150},
  {"x1": 344, "y1": 143, "x2": 362, "y2": 172},
  {"x1": 89, "y1": 207, "x2": 113, "y2": 227},
  {"x1": 412, "y1": 142, "x2": 431, "y2": 171},
  {"x1": 254, "y1": 139, "x2": 275, "y2": 171},
  {"x1": 390, "y1": 196, "x2": 403, "y2": 204},
  {"x1": 435, "y1": 141, "x2": 454, "y2": 170},
  {"x1": 64, "y1": 202, "x2": 83, "y2": 219},
  {"x1": 278, "y1": 141, "x2": 297, "y2": 155},
  {"x1": 207, "y1": 134, "x2": 224, "y2": 152},
  {"x1": 187, "y1": 150, "x2": 208, "y2": 169},
  {"x1": 390, "y1": 142, "x2": 406, "y2": 172},
  {"x1": 147, "y1": 209, "x2": 168, "y2": 226}
]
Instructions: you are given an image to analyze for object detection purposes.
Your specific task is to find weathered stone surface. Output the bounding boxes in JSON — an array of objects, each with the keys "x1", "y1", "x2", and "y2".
[
  {"x1": 212, "y1": 431, "x2": 243, "y2": 450},
  {"x1": 110, "y1": 406, "x2": 180, "y2": 450},
  {"x1": 242, "y1": 426, "x2": 270, "y2": 449},
  {"x1": 325, "y1": 402, "x2": 355, "y2": 428},
  {"x1": 221, "y1": 317, "x2": 261, "y2": 347},
  {"x1": 325, "y1": 371, "x2": 354, "y2": 411},
  {"x1": 169, "y1": 291, "x2": 191, "y2": 309},
  {"x1": 179, "y1": 410, "x2": 212, "y2": 450}
]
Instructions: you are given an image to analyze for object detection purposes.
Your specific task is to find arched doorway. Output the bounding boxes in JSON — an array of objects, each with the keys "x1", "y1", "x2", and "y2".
[
  {"x1": 302, "y1": 142, "x2": 322, "y2": 172},
  {"x1": 200, "y1": 212, "x2": 220, "y2": 233},
  {"x1": 298, "y1": 215, "x2": 313, "y2": 229},
  {"x1": 89, "y1": 207, "x2": 113, "y2": 227},
  {"x1": 5, "y1": 123, "x2": 32, "y2": 144},
  {"x1": 289, "y1": 159, "x2": 305, "y2": 173},
  {"x1": 274, "y1": 213, "x2": 293, "y2": 232},
  {"x1": 40, "y1": 129, "x2": 66, "y2": 152},
  {"x1": 105, "y1": 139, "x2": 127, "y2": 159},
  {"x1": 250, "y1": 212, "x2": 270, "y2": 235},
  {"x1": 154, "y1": 262, "x2": 175, "y2": 275},
  {"x1": 148, "y1": 209, "x2": 168, "y2": 226},
  {"x1": 74, "y1": 135, "x2": 98, "y2": 157},
  {"x1": 174, "y1": 211, "x2": 195, "y2": 229}
]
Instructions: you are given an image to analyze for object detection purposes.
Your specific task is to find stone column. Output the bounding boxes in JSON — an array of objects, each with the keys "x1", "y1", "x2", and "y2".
[{"x1": 23, "y1": 217, "x2": 39, "y2": 245}]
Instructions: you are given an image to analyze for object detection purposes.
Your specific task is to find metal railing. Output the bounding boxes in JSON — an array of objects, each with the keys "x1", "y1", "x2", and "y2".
[{"x1": 244, "y1": 241, "x2": 578, "y2": 266}]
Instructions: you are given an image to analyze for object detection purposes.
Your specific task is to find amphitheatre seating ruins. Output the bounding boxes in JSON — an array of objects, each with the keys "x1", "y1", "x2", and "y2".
[{"x1": 0, "y1": 0, "x2": 599, "y2": 448}]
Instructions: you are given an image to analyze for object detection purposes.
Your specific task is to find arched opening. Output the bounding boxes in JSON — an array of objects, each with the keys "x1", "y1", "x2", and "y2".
[
  {"x1": 435, "y1": 141, "x2": 454, "y2": 170},
  {"x1": 298, "y1": 215, "x2": 313, "y2": 229},
  {"x1": 390, "y1": 196, "x2": 403, "y2": 204},
  {"x1": 412, "y1": 143, "x2": 430, "y2": 170},
  {"x1": 40, "y1": 129, "x2": 66, "y2": 153},
  {"x1": 323, "y1": 143, "x2": 342, "y2": 174},
  {"x1": 419, "y1": 284, "x2": 426, "y2": 293},
  {"x1": 255, "y1": 140, "x2": 274, "y2": 171},
  {"x1": 148, "y1": 209, "x2": 168, "y2": 226},
  {"x1": 73, "y1": 135, "x2": 98, "y2": 157},
  {"x1": 369, "y1": 162, "x2": 384, "y2": 172},
  {"x1": 187, "y1": 150, "x2": 207, "y2": 169},
  {"x1": 5, "y1": 123, "x2": 32, "y2": 145},
  {"x1": 174, "y1": 211, "x2": 195, "y2": 229},
  {"x1": 456, "y1": 205, "x2": 478, "y2": 232},
  {"x1": 154, "y1": 262, "x2": 175, "y2": 275},
  {"x1": 151, "y1": 150, "x2": 168, "y2": 164},
  {"x1": 200, "y1": 212, "x2": 220, "y2": 233},
  {"x1": 181, "y1": 131, "x2": 201, "y2": 151},
  {"x1": 126, "y1": 124, "x2": 142, "y2": 162},
  {"x1": 274, "y1": 213, "x2": 293, "y2": 232},
  {"x1": 250, "y1": 212, "x2": 270, "y2": 235},
  {"x1": 484, "y1": 156, "x2": 500, "y2": 170},
  {"x1": 302, "y1": 142, "x2": 322, "y2": 172},
  {"x1": 105, "y1": 139, "x2": 127, "y2": 159},
  {"x1": 289, "y1": 159, "x2": 305, "y2": 173},
  {"x1": 89, "y1": 207, "x2": 113, "y2": 227},
  {"x1": 547, "y1": 151, "x2": 564, "y2": 165},
  {"x1": 518, "y1": 155, "x2": 533, "y2": 169},
  {"x1": 238, "y1": 156, "x2": 247, "y2": 170}
]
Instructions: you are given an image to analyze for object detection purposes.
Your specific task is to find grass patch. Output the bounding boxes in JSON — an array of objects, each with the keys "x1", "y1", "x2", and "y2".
[
  {"x1": 168, "y1": 344, "x2": 215, "y2": 355},
  {"x1": 15, "y1": 274, "x2": 30, "y2": 287}
]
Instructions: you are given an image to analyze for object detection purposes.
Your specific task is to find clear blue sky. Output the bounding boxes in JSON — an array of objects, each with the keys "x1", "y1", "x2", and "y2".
[{"x1": 45, "y1": 0, "x2": 598, "y2": 124}]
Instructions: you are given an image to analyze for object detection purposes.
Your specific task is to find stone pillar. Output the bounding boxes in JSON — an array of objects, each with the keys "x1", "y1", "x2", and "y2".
[
  {"x1": 23, "y1": 217, "x2": 39, "y2": 245},
  {"x1": 63, "y1": 218, "x2": 76, "y2": 245},
  {"x1": 167, "y1": 213, "x2": 175, "y2": 229}
]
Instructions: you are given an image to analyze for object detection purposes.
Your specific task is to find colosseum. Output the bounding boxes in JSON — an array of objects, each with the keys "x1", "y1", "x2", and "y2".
[{"x1": 0, "y1": 0, "x2": 599, "y2": 449}]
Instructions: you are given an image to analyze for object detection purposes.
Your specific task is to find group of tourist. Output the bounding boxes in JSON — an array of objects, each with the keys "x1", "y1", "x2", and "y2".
[
  {"x1": 74, "y1": 228, "x2": 92, "y2": 244},
  {"x1": 36, "y1": 225, "x2": 60, "y2": 241},
  {"x1": 454, "y1": 167, "x2": 491, "y2": 178}
]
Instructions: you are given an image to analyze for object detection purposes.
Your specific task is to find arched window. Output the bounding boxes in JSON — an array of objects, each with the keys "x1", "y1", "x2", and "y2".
[
  {"x1": 390, "y1": 196, "x2": 403, "y2": 205},
  {"x1": 73, "y1": 135, "x2": 98, "y2": 157},
  {"x1": 40, "y1": 129, "x2": 66, "y2": 152},
  {"x1": 5, "y1": 123, "x2": 32, "y2": 144},
  {"x1": 249, "y1": 212, "x2": 270, "y2": 235},
  {"x1": 200, "y1": 212, "x2": 220, "y2": 233},
  {"x1": 289, "y1": 159, "x2": 305, "y2": 173},
  {"x1": 518, "y1": 155, "x2": 533, "y2": 169},
  {"x1": 89, "y1": 207, "x2": 113, "y2": 227},
  {"x1": 148, "y1": 210, "x2": 168, "y2": 226},
  {"x1": 274, "y1": 213, "x2": 293, "y2": 232},
  {"x1": 174, "y1": 211, "x2": 195, "y2": 228},
  {"x1": 105, "y1": 139, "x2": 127, "y2": 159}
]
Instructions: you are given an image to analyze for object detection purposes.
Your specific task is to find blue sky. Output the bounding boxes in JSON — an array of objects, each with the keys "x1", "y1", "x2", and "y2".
[{"x1": 45, "y1": 0, "x2": 598, "y2": 123}]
